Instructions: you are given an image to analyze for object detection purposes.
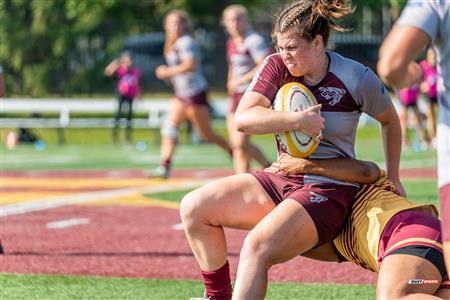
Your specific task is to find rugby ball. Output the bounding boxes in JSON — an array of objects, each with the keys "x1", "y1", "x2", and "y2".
[{"x1": 273, "y1": 82, "x2": 320, "y2": 158}]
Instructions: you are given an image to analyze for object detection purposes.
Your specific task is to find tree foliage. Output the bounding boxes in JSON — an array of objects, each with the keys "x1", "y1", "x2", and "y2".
[{"x1": 0, "y1": 0, "x2": 399, "y2": 96}]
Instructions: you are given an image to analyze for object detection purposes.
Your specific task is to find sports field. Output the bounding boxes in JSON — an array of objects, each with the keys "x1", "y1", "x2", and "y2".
[{"x1": 0, "y1": 124, "x2": 439, "y2": 299}]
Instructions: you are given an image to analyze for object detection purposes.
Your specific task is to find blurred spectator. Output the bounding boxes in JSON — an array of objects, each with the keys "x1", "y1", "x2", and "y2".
[
  {"x1": 420, "y1": 48, "x2": 438, "y2": 148},
  {"x1": 104, "y1": 51, "x2": 141, "y2": 145},
  {"x1": 398, "y1": 80, "x2": 430, "y2": 151}
]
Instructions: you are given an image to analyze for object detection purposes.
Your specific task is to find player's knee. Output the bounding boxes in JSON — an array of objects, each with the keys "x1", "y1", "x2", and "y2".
[
  {"x1": 161, "y1": 122, "x2": 179, "y2": 141},
  {"x1": 180, "y1": 191, "x2": 197, "y2": 224},
  {"x1": 180, "y1": 189, "x2": 205, "y2": 227},
  {"x1": 240, "y1": 232, "x2": 275, "y2": 268}
]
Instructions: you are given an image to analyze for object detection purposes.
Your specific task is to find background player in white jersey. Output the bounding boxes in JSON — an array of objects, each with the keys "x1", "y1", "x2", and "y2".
[
  {"x1": 180, "y1": 0, "x2": 403, "y2": 299},
  {"x1": 377, "y1": 0, "x2": 450, "y2": 276},
  {"x1": 149, "y1": 10, "x2": 232, "y2": 179},
  {"x1": 222, "y1": 4, "x2": 271, "y2": 173}
]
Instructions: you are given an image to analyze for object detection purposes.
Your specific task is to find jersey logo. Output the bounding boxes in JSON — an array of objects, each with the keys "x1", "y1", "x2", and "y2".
[
  {"x1": 318, "y1": 87, "x2": 346, "y2": 106},
  {"x1": 309, "y1": 191, "x2": 328, "y2": 204}
]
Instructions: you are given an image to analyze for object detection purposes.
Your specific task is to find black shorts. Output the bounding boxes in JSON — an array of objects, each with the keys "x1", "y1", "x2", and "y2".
[{"x1": 386, "y1": 245, "x2": 447, "y2": 280}]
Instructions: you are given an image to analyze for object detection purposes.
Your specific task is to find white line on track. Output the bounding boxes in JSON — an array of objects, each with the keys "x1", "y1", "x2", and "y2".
[
  {"x1": 171, "y1": 223, "x2": 185, "y2": 231},
  {"x1": 46, "y1": 218, "x2": 90, "y2": 229},
  {"x1": 1, "y1": 179, "x2": 210, "y2": 217}
]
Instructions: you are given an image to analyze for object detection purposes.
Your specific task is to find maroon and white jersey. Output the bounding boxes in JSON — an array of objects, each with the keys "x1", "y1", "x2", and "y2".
[
  {"x1": 166, "y1": 34, "x2": 208, "y2": 98},
  {"x1": 227, "y1": 31, "x2": 271, "y2": 94},
  {"x1": 247, "y1": 52, "x2": 392, "y2": 184}
]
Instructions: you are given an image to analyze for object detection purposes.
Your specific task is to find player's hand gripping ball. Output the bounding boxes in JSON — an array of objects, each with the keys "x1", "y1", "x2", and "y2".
[{"x1": 273, "y1": 82, "x2": 321, "y2": 158}]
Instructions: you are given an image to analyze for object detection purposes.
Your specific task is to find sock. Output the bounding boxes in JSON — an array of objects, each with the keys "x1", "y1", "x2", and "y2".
[
  {"x1": 162, "y1": 158, "x2": 171, "y2": 170},
  {"x1": 201, "y1": 261, "x2": 232, "y2": 300}
]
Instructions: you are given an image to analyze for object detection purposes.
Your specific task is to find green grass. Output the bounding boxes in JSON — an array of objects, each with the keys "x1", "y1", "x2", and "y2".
[
  {"x1": 0, "y1": 124, "x2": 437, "y2": 171},
  {"x1": 1, "y1": 273, "x2": 375, "y2": 300},
  {"x1": 143, "y1": 189, "x2": 194, "y2": 203},
  {"x1": 402, "y1": 179, "x2": 438, "y2": 206}
]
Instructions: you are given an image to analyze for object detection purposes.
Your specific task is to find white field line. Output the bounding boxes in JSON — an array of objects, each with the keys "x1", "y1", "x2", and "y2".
[
  {"x1": 171, "y1": 223, "x2": 185, "y2": 231},
  {"x1": 1, "y1": 179, "x2": 209, "y2": 217},
  {"x1": 47, "y1": 218, "x2": 90, "y2": 229}
]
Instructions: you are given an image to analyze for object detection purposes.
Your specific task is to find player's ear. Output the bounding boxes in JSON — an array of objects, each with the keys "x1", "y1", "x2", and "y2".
[{"x1": 312, "y1": 35, "x2": 323, "y2": 49}]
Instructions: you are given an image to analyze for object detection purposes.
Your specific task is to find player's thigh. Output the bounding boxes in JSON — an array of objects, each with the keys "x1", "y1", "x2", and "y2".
[
  {"x1": 435, "y1": 286, "x2": 450, "y2": 299},
  {"x1": 180, "y1": 173, "x2": 276, "y2": 230},
  {"x1": 186, "y1": 105, "x2": 215, "y2": 136},
  {"x1": 301, "y1": 242, "x2": 340, "y2": 262},
  {"x1": 377, "y1": 253, "x2": 441, "y2": 299},
  {"x1": 243, "y1": 198, "x2": 319, "y2": 264},
  {"x1": 167, "y1": 98, "x2": 187, "y2": 126}
]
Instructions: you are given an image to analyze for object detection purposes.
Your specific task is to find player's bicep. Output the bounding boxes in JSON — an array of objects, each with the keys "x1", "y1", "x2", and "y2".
[
  {"x1": 236, "y1": 91, "x2": 272, "y2": 114},
  {"x1": 373, "y1": 104, "x2": 398, "y2": 126}
]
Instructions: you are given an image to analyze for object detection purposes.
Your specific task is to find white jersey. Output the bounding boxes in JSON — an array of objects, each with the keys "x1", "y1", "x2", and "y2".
[
  {"x1": 227, "y1": 31, "x2": 270, "y2": 93},
  {"x1": 165, "y1": 34, "x2": 208, "y2": 97},
  {"x1": 397, "y1": 0, "x2": 450, "y2": 187}
]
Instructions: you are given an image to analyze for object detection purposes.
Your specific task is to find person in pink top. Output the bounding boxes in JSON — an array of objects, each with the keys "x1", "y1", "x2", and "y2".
[
  {"x1": 398, "y1": 80, "x2": 430, "y2": 150},
  {"x1": 420, "y1": 48, "x2": 438, "y2": 147},
  {"x1": 104, "y1": 51, "x2": 141, "y2": 144}
]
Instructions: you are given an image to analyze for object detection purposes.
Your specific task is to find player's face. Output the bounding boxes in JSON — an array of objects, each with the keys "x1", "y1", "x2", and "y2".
[
  {"x1": 165, "y1": 14, "x2": 185, "y2": 37},
  {"x1": 121, "y1": 56, "x2": 132, "y2": 67},
  {"x1": 276, "y1": 32, "x2": 317, "y2": 77},
  {"x1": 223, "y1": 11, "x2": 247, "y2": 37}
]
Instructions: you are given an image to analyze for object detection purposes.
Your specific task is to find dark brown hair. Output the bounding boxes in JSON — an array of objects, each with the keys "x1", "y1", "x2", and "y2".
[{"x1": 272, "y1": 0, "x2": 354, "y2": 46}]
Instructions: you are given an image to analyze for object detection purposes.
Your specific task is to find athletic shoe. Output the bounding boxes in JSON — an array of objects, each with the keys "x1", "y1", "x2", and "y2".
[
  {"x1": 146, "y1": 165, "x2": 169, "y2": 179},
  {"x1": 0, "y1": 239, "x2": 4, "y2": 254}
]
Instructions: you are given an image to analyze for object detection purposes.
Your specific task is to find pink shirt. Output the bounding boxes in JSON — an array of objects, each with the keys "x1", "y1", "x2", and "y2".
[
  {"x1": 116, "y1": 65, "x2": 141, "y2": 98},
  {"x1": 420, "y1": 60, "x2": 438, "y2": 98},
  {"x1": 399, "y1": 83, "x2": 419, "y2": 106}
]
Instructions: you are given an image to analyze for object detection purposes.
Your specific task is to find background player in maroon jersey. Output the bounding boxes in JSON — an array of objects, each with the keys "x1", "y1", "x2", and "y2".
[{"x1": 222, "y1": 4, "x2": 271, "y2": 173}]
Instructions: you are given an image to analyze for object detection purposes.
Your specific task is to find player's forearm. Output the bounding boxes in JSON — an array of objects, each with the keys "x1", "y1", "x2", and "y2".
[
  {"x1": 104, "y1": 60, "x2": 119, "y2": 76},
  {"x1": 381, "y1": 120, "x2": 402, "y2": 182},
  {"x1": 269, "y1": 154, "x2": 380, "y2": 183},
  {"x1": 169, "y1": 58, "x2": 195, "y2": 75},
  {"x1": 300, "y1": 158, "x2": 380, "y2": 183},
  {"x1": 235, "y1": 106, "x2": 300, "y2": 135}
]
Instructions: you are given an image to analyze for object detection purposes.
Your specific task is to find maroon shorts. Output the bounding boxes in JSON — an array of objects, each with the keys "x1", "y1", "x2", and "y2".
[
  {"x1": 175, "y1": 90, "x2": 209, "y2": 106},
  {"x1": 252, "y1": 171, "x2": 357, "y2": 245},
  {"x1": 440, "y1": 183, "x2": 450, "y2": 241},
  {"x1": 229, "y1": 92, "x2": 244, "y2": 113},
  {"x1": 379, "y1": 209, "x2": 442, "y2": 261},
  {"x1": 379, "y1": 209, "x2": 447, "y2": 280}
]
